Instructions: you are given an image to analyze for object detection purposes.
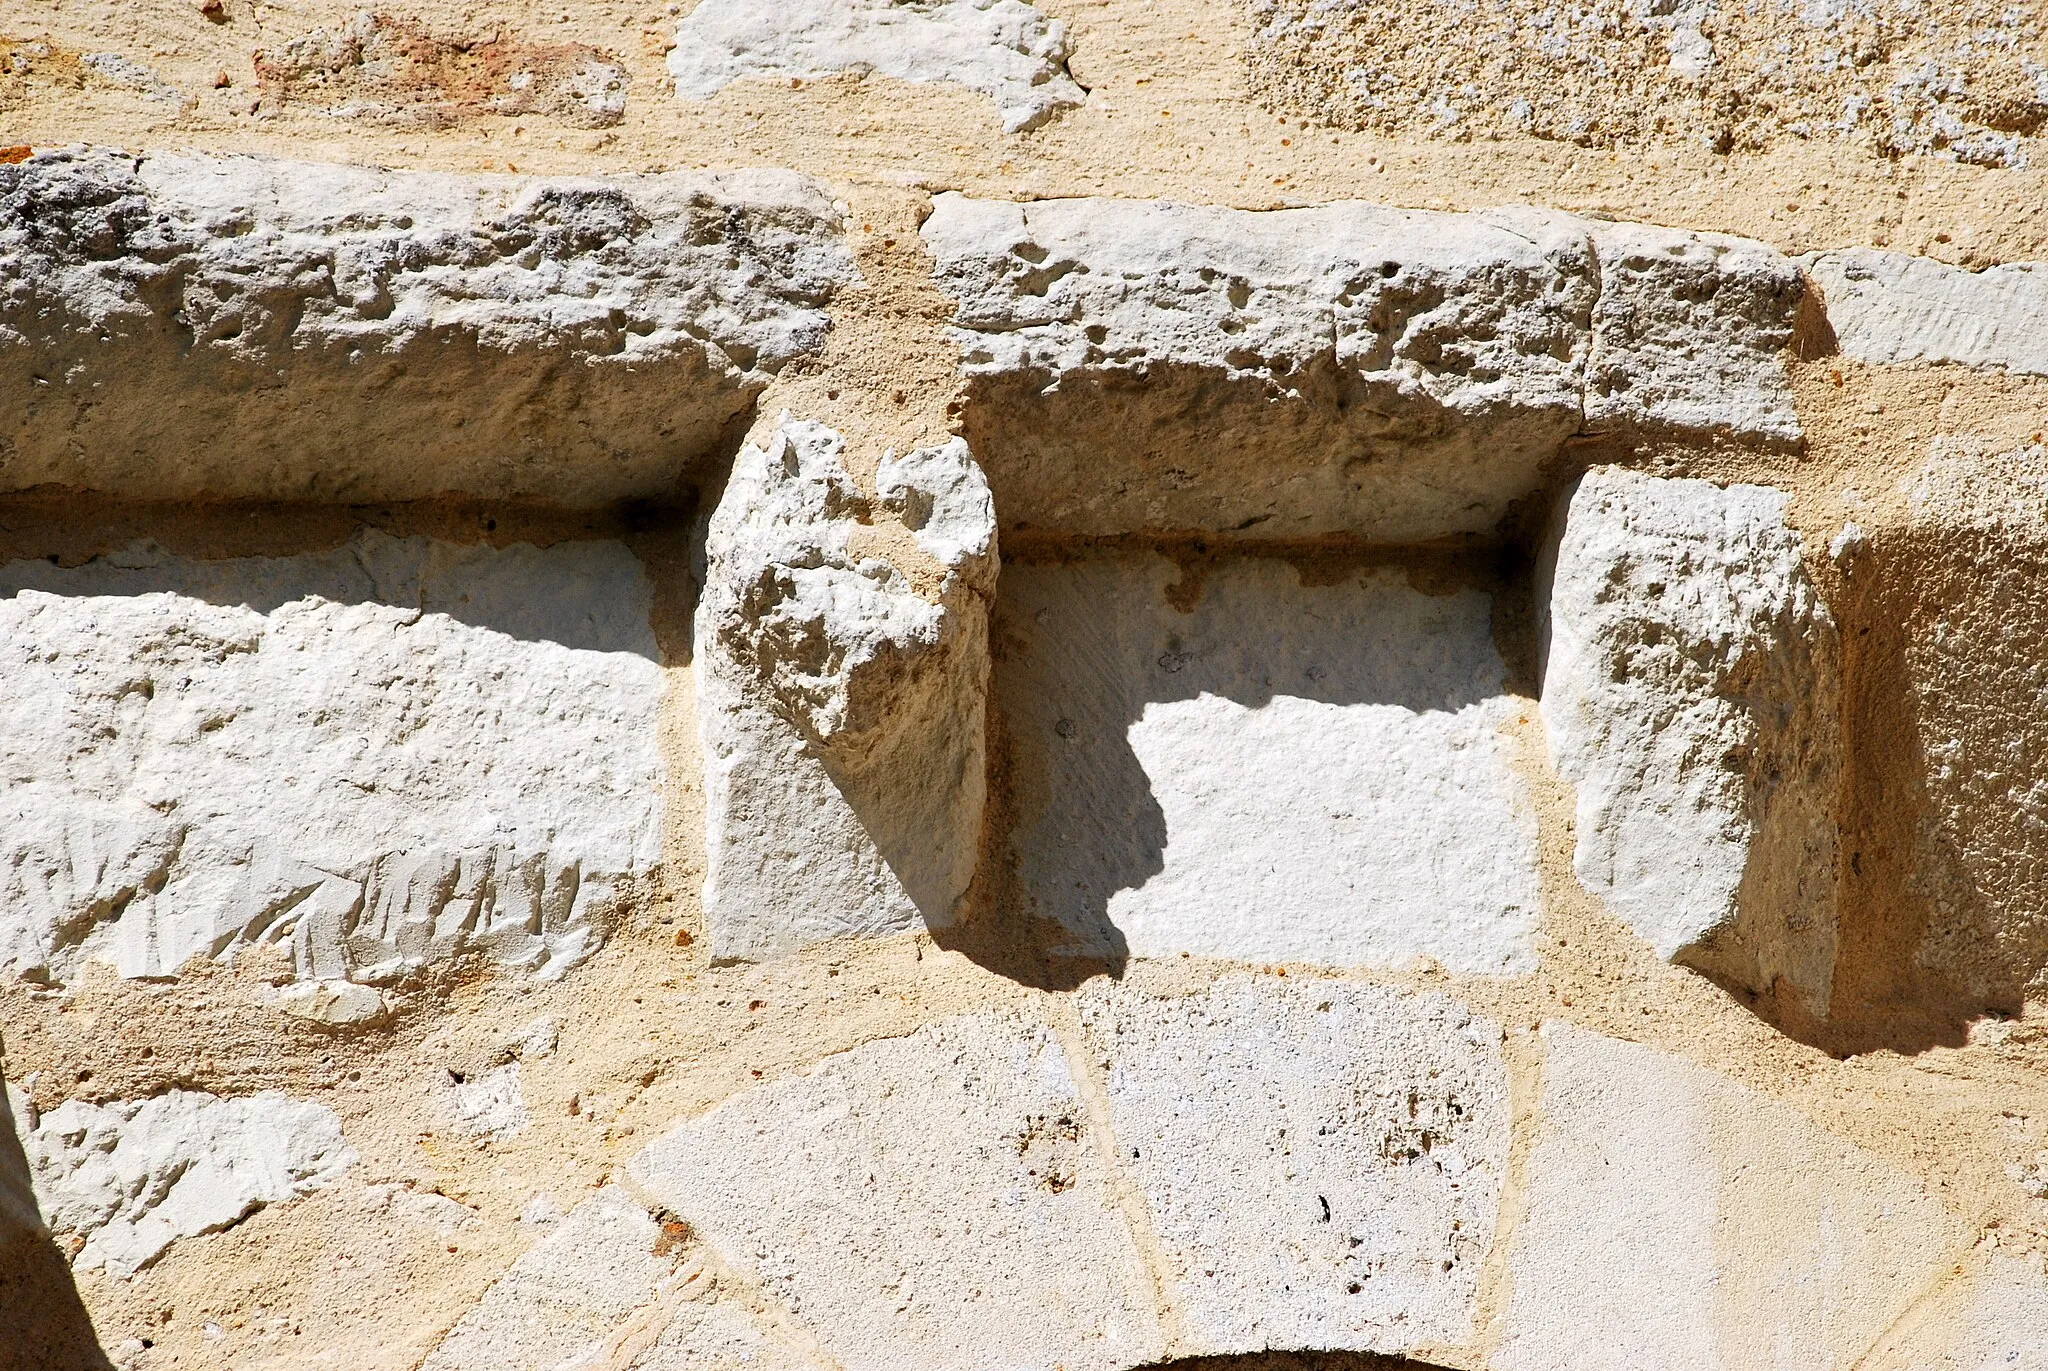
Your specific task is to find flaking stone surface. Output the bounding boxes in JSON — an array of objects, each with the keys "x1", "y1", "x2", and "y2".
[
  {"x1": 10, "y1": 1085, "x2": 355, "y2": 1279},
  {"x1": 0, "y1": 531, "x2": 664, "y2": 985},
  {"x1": 1808, "y1": 247, "x2": 2048, "y2": 377}
]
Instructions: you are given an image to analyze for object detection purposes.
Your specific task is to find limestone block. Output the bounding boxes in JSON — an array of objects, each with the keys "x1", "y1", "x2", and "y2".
[
  {"x1": 696, "y1": 419, "x2": 996, "y2": 962},
  {"x1": 1081, "y1": 977, "x2": 1510, "y2": 1357},
  {"x1": 628, "y1": 1293, "x2": 829, "y2": 1371},
  {"x1": 0, "y1": 147, "x2": 850, "y2": 503},
  {"x1": 1586, "y1": 221, "x2": 1805, "y2": 443},
  {"x1": 1541, "y1": 467, "x2": 1840, "y2": 1012},
  {"x1": 629, "y1": 1010, "x2": 1166, "y2": 1371},
  {"x1": 274, "y1": 979, "x2": 388, "y2": 1029},
  {"x1": 1861, "y1": 1253, "x2": 2048, "y2": 1370},
  {"x1": 1807, "y1": 248, "x2": 2048, "y2": 376},
  {"x1": 923, "y1": 196, "x2": 1803, "y2": 538},
  {"x1": 13, "y1": 1086, "x2": 355, "y2": 1278},
  {"x1": 424, "y1": 1186, "x2": 684, "y2": 1371},
  {"x1": 998, "y1": 554, "x2": 1541, "y2": 973},
  {"x1": 0, "y1": 531, "x2": 665, "y2": 985},
  {"x1": 1884, "y1": 443, "x2": 2048, "y2": 1005},
  {"x1": 669, "y1": 0, "x2": 1083, "y2": 133},
  {"x1": 1494, "y1": 1024, "x2": 1969, "y2": 1371},
  {"x1": 0, "y1": 1080, "x2": 41, "y2": 1242}
]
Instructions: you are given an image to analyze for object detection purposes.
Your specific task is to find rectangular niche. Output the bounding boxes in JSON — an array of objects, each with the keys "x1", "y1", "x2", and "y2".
[{"x1": 992, "y1": 549, "x2": 1543, "y2": 976}]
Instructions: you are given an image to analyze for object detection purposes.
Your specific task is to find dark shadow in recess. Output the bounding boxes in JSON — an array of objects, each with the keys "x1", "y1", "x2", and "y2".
[{"x1": 0, "y1": 1080, "x2": 113, "y2": 1371}]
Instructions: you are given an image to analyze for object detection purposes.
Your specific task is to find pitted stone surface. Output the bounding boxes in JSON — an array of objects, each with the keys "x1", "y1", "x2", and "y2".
[
  {"x1": 923, "y1": 195, "x2": 1802, "y2": 538},
  {"x1": 0, "y1": 531, "x2": 664, "y2": 985},
  {"x1": 998, "y1": 554, "x2": 1541, "y2": 973},
  {"x1": 697, "y1": 419, "x2": 996, "y2": 962},
  {"x1": 1808, "y1": 248, "x2": 2048, "y2": 377},
  {"x1": 1541, "y1": 467, "x2": 1840, "y2": 1012},
  {"x1": 1495, "y1": 1024, "x2": 1968, "y2": 1371},
  {"x1": 10, "y1": 1086, "x2": 355, "y2": 1278},
  {"x1": 669, "y1": 0, "x2": 1084, "y2": 133},
  {"x1": 629, "y1": 1010, "x2": 1165, "y2": 1371},
  {"x1": 1586, "y1": 221, "x2": 1805, "y2": 443},
  {"x1": 0, "y1": 147, "x2": 849, "y2": 503},
  {"x1": 1080, "y1": 976, "x2": 1509, "y2": 1356}
]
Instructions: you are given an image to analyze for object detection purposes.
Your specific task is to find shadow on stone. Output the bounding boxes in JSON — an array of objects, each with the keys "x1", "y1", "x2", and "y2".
[{"x1": 0, "y1": 1080, "x2": 112, "y2": 1371}]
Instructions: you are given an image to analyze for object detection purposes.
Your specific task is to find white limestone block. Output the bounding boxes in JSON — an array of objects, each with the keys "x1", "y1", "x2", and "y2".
[
  {"x1": 1494, "y1": 1024, "x2": 1969, "y2": 1371},
  {"x1": 0, "y1": 531, "x2": 665, "y2": 985},
  {"x1": 1861, "y1": 1253, "x2": 2048, "y2": 1370},
  {"x1": 628, "y1": 1010, "x2": 1165, "y2": 1371},
  {"x1": 998, "y1": 555, "x2": 1541, "y2": 974},
  {"x1": 1808, "y1": 248, "x2": 2048, "y2": 376},
  {"x1": 670, "y1": 0, "x2": 1083, "y2": 132},
  {"x1": 274, "y1": 979, "x2": 388, "y2": 1029},
  {"x1": 1587, "y1": 221, "x2": 1804, "y2": 443},
  {"x1": 924, "y1": 196, "x2": 1803, "y2": 538},
  {"x1": 1541, "y1": 467, "x2": 1840, "y2": 1011},
  {"x1": 0, "y1": 1080, "x2": 42, "y2": 1242},
  {"x1": 424, "y1": 1186, "x2": 679, "y2": 1371},
  {"x1": 446, "y1": 1065, "x2": 530, "y2": 1141},
  {"x1": 1080, "y1": 977, "x2": 1510, "y2": 1357},
  {"x1": 0, "y1": 147, "x2": 850, "y2": 503},
  {"x1": 629, "y1": 1291, "x2": 829, "y2": 1371},
  {"x1": 14, "y1": 1087, "x2": 355, "y2": 1278},
  {"x1": 696, "y1": 419, "x2": 996, "y2": 962}
]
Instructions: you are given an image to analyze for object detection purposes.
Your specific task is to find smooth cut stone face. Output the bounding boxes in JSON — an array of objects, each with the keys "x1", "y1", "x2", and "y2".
[{"x1": 998, "y1": 554, "x2": 1542, "y2": 975}]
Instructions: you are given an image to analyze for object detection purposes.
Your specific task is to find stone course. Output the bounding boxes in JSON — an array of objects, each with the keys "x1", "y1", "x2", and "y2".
[{"x1": 0, "y1": 531, "x2": 664, "y2": 985}]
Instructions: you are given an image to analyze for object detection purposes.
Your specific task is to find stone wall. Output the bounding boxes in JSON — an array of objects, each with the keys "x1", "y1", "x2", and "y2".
[{"x1": 2, "y1": 1, "x2": 2048, "y2": 1368}]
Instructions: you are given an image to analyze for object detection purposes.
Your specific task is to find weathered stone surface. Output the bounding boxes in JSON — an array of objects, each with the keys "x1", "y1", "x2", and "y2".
[
  {"x1": 1494, "y1": 1024, "x2": 1967, "y2": 1371},
  {"x1": 1586, "y1": 221, "x2": 1804, "y2": 443},
  {"x1": 423, "y1": 1186, "x2": 679, "y2": 1371},
  {"x1": 0, "y1": 531, "x2": 664, "y2": 985},
  {"x1": 697, "y1": 419, "x2": 997, "y2": 962},
  {"x1": 629, "y1": 1010, "x2": 1165, "y2": 1371},
  {"x1": 669, "y1": 0, "x2": 1084, "y2": 133},
  {"x1": 923, "y1": 195, "x2": 1802, "y2": 539},
  {"x1": 11, "y1": 1086, "x2": 355, "y2": 1278},
  {"x1": 1081, "y1": 977, "x2": 1509, "y2": 1357},
  {"x1": 628, "y1": 1291, "x2": 829, "y2": 1371},
  {"x1": 1808, "y1": 249, "x2": 2048, "y2": 376},
  {"x1": 0, "y1": 147, "x2": 849, "y2": 503},
  {"x1": 998, "y1": 554, "x2": 1541, "y2": 973},
  {"x1": 255, "y1": 13, "x2": 631, "y2": 128},
  {"x1": 0, "y1": 1080, "x2": 40, "y2": 1243},
  {"x1": 1541, "y1": 467, "x2": 1840, "y2": 1012},
  {"x1": 1861, "y1": 1252, "x2": 2048, "y2": 1370},
  {"x1": 445, "y1": 1064, "x2": 529, "y2": 1141},
  {"x1": 1881, "y1": 442, "x2": 2048, "y2": 1006}
]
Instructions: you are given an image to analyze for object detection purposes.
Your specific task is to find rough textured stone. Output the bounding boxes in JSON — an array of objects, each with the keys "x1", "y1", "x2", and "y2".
[
  {"x1": 1883, "y1": 442, "x2": 2048, "y2": 1006},
  {"x1": 0, "y1": 531, "x2": 665, "y2": 985},
  {"x1": 1808, "y1": 248, "x2": 2048, "y2": 377},
  {"x1": 1861, "y1": 1252, "x2": 2048, "y2": 1370},
  {"x1": 1495, "y1": 1024, "x2": 1969, "y2": 1371},
  {"x1": 923, "y1": 195, "x2": 1802, "y2": 539},
  {"x1": 697, "y1": 418, "x2": 997, "y2": 962},
  {"x1": 0, "y1": 147, "x2": 849, "y2": 503},
  {"x1": 1541, "y1": 467, "x2": 1840, "y2": 1012},
  {"x1": 1586, "y1": 221, "x2": 1804, "y2": 443},
  {"x1": 998, "y1": 554, "x2": 1541, "y2": 973},
  {"x1": 669, "y1": 0, "x2": 1084, "y2": 133},
  {"x1": 629, "y1": 1010, "x2": 1165, "y2": 1371},
  {"x1": 254, "y1": 13, "x2": 631, "y2": 128},
  {"x1": 423, "y1": 1186, "x2": 679, "y2": 1371},
  {"x1": 11, "y1": 1086, "x2": 355, "y2": 1278},
  {"x1": 1081, "y1": 977, "x2": 1509, "y2": 1357}
]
